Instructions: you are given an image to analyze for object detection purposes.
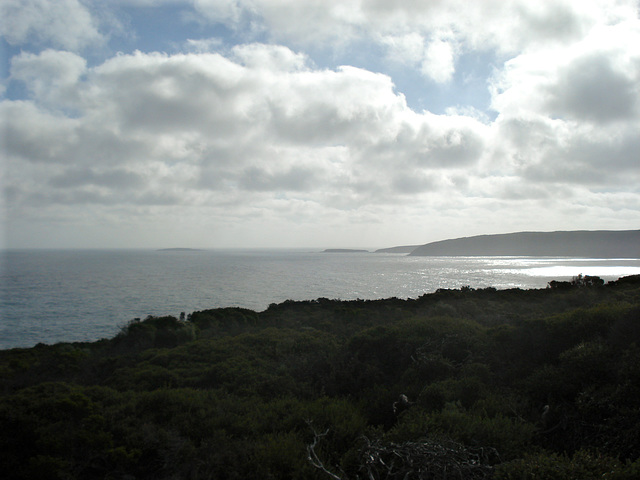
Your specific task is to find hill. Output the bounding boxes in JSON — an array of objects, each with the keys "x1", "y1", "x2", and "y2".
[
  {"x1": 323, "y1": 248, "x2": 369, "y2": 253},
  {"x1": 1, "y1": 275, "x2": 640, "y2": 479},
  {"x1": 374, "y1": 245, "x2": 421, "y2": 253},
  {"x1": 410, "y1": 229, "x2": 640, "y2": 257}
]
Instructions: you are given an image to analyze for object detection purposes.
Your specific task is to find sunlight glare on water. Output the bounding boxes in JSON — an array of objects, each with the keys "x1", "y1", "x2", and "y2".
[
  {"x1": 518, "y1": 265, "x2": 640, "y2": 277},
  {"x1": 1, "y1": 250, "x2": 639, "y2": 349}
]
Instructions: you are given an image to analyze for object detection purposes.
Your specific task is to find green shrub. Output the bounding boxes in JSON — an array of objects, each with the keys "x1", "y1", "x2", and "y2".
[
  {"x1": 251, "y1": 432, "x2": 316, "y2": 480},
  {"x1": 416, "y1": 403, "x2": 535, "y2": 460},
  {"x1": 495, "y1": 449, "x2": 640, "y2": 480}
]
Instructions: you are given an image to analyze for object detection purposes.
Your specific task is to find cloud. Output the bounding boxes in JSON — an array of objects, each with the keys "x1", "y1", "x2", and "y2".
[
  {"x1": 184, "y1": 37, "x2": 224, "y2": 53},
  {"x1": 0, "y1": 101, "x2": 82, "y2": 164},
  {"x1": 238, "y1": 165, "x2": 317, "y2": 192},
  {"x1": 492, "y1": 21, "x2": 640, "y2": 123},
  {"x1": 528, "y1": 128, "x2": 640, "y2": 185},
  {"x1": 545, "y1": 23, "x2": 640, "y2": 124},
  {"x1": 547, "y1": 53, "x2": 637, "y2": 123},
  {"x1": 390, "y1": 172, "x2": 438, "y2": 195},
  {"x1": 380, "y1": 33, "x2": 456, "y2": 84},
  {"x1": 0, "y1": 0, "x2": 103, "y2": 50},
  {"x1": 231, "y1": 43, "x2": 309, "y2": 71},
  {"x1": 188, "y1": 0, "x2": 638, "y2": 85},
  {"x1": 485, "y1": 16, "x2": 640, "y2": 193},
  {"x1": 3, "y1": 44, "x2": 489, "y2": 217},
  {"x1": 192, "y1": 0, "x2": 247, "y2": 25},
  {"x1": 380, "y1": 33, "x2": 425, "y2": 66},
  {"x1": 3, "y1": 1, "x2": 640, "y2": 248},
  {"x1": 421, "y1": 39, "x2": 456, "y2": 83},
  {"x1": 48, "y1": 167, "x2": 144, "y2": 189},
  {"x1": 10, "y1": 50, "x2": 87, "y2": 110},
  {"x1": 5, "y1": 35, "x2": 637, "y2": 217}
]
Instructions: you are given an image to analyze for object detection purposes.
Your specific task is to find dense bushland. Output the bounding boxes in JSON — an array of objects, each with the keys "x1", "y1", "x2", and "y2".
[{"x1": 1, "y1": 275, "x2": 640, "y2": 479}]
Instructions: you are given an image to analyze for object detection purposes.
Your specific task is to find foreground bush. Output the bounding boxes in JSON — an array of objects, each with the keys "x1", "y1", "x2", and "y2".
[{"x1": 1, "y1": 275, "x2": 639, "y2": 479}]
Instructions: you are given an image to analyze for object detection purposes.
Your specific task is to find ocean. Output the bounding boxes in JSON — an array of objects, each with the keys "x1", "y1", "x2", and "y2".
[{"x1": 2, "y1": 249, "x2": 640, "y2": 350}]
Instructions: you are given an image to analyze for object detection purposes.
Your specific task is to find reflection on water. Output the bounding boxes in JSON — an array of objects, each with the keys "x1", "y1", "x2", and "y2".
[
  {"x1": 517, "y1": 265, "x2": 640, "y2": 277},
  {"x1": 1, "y1": 250, "x2": 639, "y2": 349},
  {"x1": 480, "y1": 256, "x2": 640, "y2": 278}
]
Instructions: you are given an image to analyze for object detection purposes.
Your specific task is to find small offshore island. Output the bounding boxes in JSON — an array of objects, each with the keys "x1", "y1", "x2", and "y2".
[{"x1": 2, "y1": 274, "x2": 640, "y2": 479}]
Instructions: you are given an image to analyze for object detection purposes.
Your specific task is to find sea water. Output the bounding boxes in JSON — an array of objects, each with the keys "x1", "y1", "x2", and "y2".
[{"x1": 1, "y1": 249, "x2": 639, "y2": 349}]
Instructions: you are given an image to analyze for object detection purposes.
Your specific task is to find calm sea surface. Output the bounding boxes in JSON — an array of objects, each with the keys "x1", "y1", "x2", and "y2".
[{"x1": 2, "y1": 249, "x2": 640, "y2": 349}]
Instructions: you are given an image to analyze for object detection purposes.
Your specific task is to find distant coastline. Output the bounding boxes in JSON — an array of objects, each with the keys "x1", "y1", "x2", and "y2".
[
  {"x1": 374, "y1": 245, "x2": 421, "y2": 254},
  {"x1": 379, "y1": 229, "x2": 640, "y2": 258},
  {"x1": 322, "y1": 248, "x2": 369, "y2": 253},
  {"x1": 157, "y1": 248, "x2": 203, "y2": 252}
]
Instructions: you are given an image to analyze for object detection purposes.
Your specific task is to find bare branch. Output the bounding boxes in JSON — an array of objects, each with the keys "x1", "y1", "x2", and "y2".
[
  {"x1": 358, "y1": 436, "x2": 497, "y2": 480},
  {"x1": 306, "y1": 420, "x2": 345, "y2": 480}
]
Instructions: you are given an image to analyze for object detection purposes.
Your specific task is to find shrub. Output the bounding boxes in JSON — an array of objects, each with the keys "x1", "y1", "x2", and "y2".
[{"x1": 494, "y1": 449, "x2": 640, "y2": 480}]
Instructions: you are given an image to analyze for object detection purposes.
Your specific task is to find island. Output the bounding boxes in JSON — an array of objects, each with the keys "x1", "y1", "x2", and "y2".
[{"x1": 157, "y1": 248, "x2": 203, "y2": 252}]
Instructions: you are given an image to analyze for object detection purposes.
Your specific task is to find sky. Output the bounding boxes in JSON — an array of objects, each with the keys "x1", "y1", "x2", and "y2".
[{"x1": 1, "y1": 0, "x2": 639, "y2": 249}]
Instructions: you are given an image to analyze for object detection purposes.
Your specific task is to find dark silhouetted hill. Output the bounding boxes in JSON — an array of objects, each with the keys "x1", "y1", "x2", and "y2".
[
  {"x1": 409, "y1": 230, "x2": 640, "y2": 257},
  {"x1": 374, "y1": 245, "x2": 421, "y2": 253}
]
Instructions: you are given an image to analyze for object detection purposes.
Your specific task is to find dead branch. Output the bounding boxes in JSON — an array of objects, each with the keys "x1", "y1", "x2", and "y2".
[
  {"x1": 307, "y1": 416, "x2": 498, "y2": 480},
  {"x1": 306, "y1": 420, "x2": 345, "y2": 480},
  {"x1": 358, "y1": 436, "x2": 497, "y2": 480}
]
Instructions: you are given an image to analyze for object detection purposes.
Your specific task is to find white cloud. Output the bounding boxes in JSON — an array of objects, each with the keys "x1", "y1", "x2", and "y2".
[
  {"x1": 184, "y1": 37, "x2": 224, "y2": 53},
  {"x1": 491, "y1": 20, "x2": 640, "y2": 122},
  {"x1": 231, "y1": 43, "x2": 309, "y2": 71},
  {"x1": 1, "y1": 101, "x2": 82, "y2": 165},
  {"x1": 380, "y1": 33, "x2": 425, "y2": 66},
  {"x1": 192, "y1": 0, "x2": 248, "y2": 25},
  {"x1": 3, "y1": 1, "x2": 640, "y2": 248},
  {"x1": 0, "y1": 0, "x2": 103, "y2": 50},
  {"x1": 380, "y1": 33, "x2": 456, "y2": 83},
  {"x1": 10, "y1": 50, "x2": 87, "y2": 110},
  {"x1": 2, "y1": 45, "x2": 489, "y2": 217},
  {"x1": 485, "y1": 14, "x2": 640, "y2": 193},
  {"x1": 421, "y1": 39, "x2": 456, "y2": 83},
  {"x1": 188, "y1": 0, "x2": 639, "y2": 84}
]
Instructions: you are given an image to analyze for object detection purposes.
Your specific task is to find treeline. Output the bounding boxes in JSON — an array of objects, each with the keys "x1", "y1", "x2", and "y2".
[{"x1": 1, "y1": 276, "x2": 640, "y2": 479}]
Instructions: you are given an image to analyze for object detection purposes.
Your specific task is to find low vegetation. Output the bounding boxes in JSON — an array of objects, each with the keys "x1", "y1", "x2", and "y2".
[{"x1": 1, "y1": 275, "x2": 640, "y2": 479}]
